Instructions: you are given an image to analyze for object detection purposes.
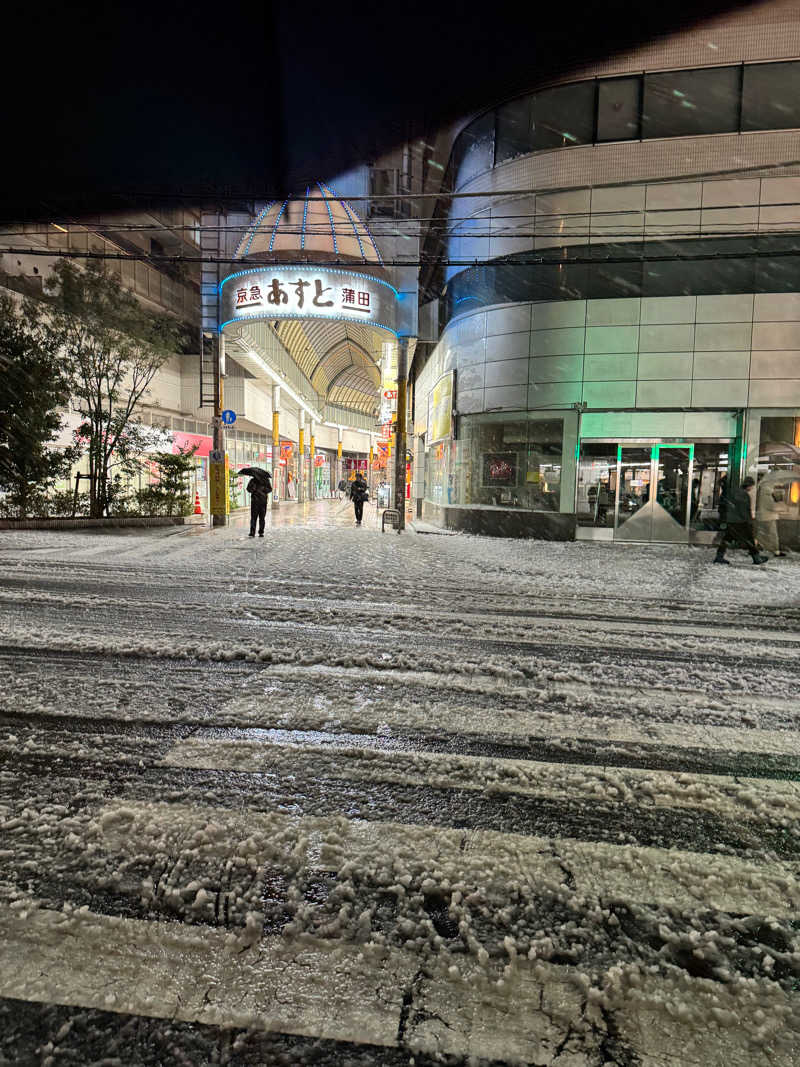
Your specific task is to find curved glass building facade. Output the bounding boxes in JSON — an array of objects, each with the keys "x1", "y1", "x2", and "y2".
[{"x1": 414, "y1": 7, "x2": 800, "y2": 544}]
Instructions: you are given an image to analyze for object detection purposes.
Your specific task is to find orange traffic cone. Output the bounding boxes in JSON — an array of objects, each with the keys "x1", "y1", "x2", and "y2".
[{"x1": 193, "y1": 491, "x2": 203, "y2": 515}]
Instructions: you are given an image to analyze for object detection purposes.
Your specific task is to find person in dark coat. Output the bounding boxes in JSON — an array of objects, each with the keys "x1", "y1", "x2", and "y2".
[
  {"x1": 247, "y1": 473, "x2": 271, "y2": 537},
  {"x1": 350, "y1": 473, "x2": 368, "y2": 525},
  {"x1": 714, "y1": 476, "x2": 768, "y2": 565}
]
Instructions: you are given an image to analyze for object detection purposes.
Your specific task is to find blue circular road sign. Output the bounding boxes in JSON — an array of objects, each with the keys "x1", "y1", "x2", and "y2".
[{"x1": 221, "y1": 410, "x2": 237, "y2": 425}]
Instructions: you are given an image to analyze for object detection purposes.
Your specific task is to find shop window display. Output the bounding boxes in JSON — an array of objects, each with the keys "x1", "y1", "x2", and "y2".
[
  {"x1": 756, "y1": 416, "x2": 800, "y2": 552},
  {"x1": 427, "y1": 414, "x2": 563, "y2": 511}
]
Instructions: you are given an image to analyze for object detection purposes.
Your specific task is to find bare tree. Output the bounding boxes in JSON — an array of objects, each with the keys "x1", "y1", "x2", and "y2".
[{"x1": 46, "y1": 259, "x2": 186, "y2": 518}]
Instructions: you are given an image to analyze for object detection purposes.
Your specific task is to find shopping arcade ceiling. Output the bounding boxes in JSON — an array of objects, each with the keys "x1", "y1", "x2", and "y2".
[{"x1": 273, "y1": 319, "x2": 383, "y2": 414}]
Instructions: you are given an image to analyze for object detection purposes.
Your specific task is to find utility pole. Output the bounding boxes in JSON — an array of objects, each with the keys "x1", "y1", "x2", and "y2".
[{"x1": 393, "y1": 338, "x2": 410, "y2": 531}]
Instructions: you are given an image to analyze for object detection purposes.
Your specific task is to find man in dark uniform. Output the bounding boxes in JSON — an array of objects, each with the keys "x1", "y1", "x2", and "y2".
[
  {"x1": 247, "y1": 473, "x2": 271, "y2": 537},
  {"x1": 350, "y1": 473, "x2": 368, "y2": 525},
  {"x1": 714, "y1": 476, "x2": 768, "y2": 565}
]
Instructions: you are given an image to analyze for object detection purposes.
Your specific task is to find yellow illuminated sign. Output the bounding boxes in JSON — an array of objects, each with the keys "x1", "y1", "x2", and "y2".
[
  {"x1": 430, "y1": 372, "x2": 454, "y2": 443},
  {"x1": 209, "y1": 454, "x2": 230, "y2": 515}
]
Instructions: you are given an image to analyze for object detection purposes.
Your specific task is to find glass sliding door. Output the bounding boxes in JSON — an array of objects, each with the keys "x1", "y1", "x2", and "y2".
[
  {"x1": 615, "y1": 446, "x2": 654, "y2": 539},
  {"x1": 577, "y1": 439, "x2": 732, "y2": 543},
  {"x1": 615, "y1": 444, "x2": 692, "y2": 542}
]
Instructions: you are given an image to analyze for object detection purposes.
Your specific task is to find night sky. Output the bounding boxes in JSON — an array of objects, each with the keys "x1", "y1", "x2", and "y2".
[{"x1": 3, "y1": 0, "x2": 758, "y2": 218}]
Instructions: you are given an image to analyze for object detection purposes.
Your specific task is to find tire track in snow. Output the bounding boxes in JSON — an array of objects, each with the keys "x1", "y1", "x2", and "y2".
[{"x1": 2, "y1": 529, "x2": 800, "y2": 1063}]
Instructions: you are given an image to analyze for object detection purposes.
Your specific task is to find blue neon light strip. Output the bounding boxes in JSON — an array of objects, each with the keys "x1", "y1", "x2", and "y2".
[
  {"x1": 240, "y1": 201, "x2": 276, "y2": 259},
  {"x1": 219, "y1": 266, "x2": 400, "y2": 298},
  {"x1": 269, "y1": 198, "x2": 289, "y2": 252},
  {"x1": 316, "y1": 181, "x2": 338, "y2": 254},
  {"x1": 301, "y1": 186, "x2": 309, "y2": 250},
  {"x1": 219, "y1": 313, "x2": 398, "y2": 338},
  {"x1": 324, "y1": 181, "x2": 366, "y2": 262},
  {"x1": 331, "y1": 187, "x2": 383, "y2": 266}
]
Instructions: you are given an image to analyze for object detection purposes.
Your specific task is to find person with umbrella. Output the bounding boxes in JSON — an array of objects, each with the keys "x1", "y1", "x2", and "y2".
[
  {"x1": 350, "y1": 471, "x2": 369, "y2": 525},
  {"x1": 240, "y1": 467, "x2": 272, "y2": 537}
]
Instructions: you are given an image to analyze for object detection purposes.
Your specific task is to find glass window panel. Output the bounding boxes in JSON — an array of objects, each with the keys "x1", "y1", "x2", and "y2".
[
  {"x1": 588, "y1": 259, "x2": 643, "y2": 299},
  {"x1": 597, "y1": 76, "x2": 641, "y2": 141},
  {"x1": 691, "y1": 442, "x2": 729, "y2": 531},
  {"x1": 742, "y1": 61, "x2": 800, "y2": 131},
  {"x1": 524, "y1": 419, "x2": 563, "y2": 512},
  {"x1": 755, "y1": 251, "x2": 800, "y2": 293},
  {"x1": 496, "y1": 95, "x2": 533, "y2": 163},
  {"x1": 577, "y1": 442, "x2": 617, "y2": 527},
  {"x1": 643, "y1": 254, "x2": 754, "y2": 297},
  {"x1": 448, "y1": 415, "x2": 564, "y2": 512},
  {"x1": 642, "y1": 66, "x2": 740, "y2": 138},
  {"x1": 756, "y1": 417, "x2": 800, "y2": 553},
  {"x1": 530, "y1": 82, "x2": 595, "y2": 150},
  {"x1": 452, "y1": 111, "x2": 495, "y2": 189}
]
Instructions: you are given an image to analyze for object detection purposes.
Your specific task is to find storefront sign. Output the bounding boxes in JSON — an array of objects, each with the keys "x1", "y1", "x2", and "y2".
[
  {"x1": 220, "y1": 267, "x2": 397, "y2": 331},
  {"x1": 429, "y1": 372, "x2": 454, "y2": 443},
  {"x1": 345, "y1": 458, "x2": 368, "y2": 471},
  {"x1": 173, "y1": 430, "x2": 214, "y2": 458}
]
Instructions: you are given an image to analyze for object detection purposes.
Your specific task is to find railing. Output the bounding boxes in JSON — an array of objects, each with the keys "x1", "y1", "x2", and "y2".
[{"x1": 323, "y1": 405, "x2": 377, "y2": 432}]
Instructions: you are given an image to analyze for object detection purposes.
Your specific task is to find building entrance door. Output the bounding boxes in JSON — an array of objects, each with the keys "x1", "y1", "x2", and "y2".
[
  {"x1": 615, "y1": 444, "x2": 692, "y2": 542},
  {"x1": 577, "y1": 439, "x2": 730, "y2": 543}
]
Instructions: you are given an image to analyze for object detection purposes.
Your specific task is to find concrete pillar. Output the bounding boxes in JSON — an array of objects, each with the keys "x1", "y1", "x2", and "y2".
[{"x1": 298, "y1": 422, "x2": 305, "y2": 503}]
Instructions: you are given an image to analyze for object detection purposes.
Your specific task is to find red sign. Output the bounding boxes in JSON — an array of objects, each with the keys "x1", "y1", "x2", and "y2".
[
  {"x1": 280, "y1": 441, "x2": 293, "y2": 460},
  {"x1": 344, "y1": 458, "x2": 368, "y2": 471},
  {"x1": 383, "y1": 389, "x2": 397, "y2": 400},
  {"x1": 314, "y1": 455, "x2": 326, "y2": 467},
  {"x1": 172, "y1": 431, "x2": 214, "y2": 458}
]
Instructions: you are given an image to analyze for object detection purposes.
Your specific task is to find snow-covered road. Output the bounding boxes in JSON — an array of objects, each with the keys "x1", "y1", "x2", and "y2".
[{"x1": 1, "y1": 515, "x2": 799, "y2": 1065}]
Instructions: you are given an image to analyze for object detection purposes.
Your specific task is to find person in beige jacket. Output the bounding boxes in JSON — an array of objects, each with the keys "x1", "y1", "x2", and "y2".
[{"x1": 754, "y1": 474, "x2": 788, "y2": 557}]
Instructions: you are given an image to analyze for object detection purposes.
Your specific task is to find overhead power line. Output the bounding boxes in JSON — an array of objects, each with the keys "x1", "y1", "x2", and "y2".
[{"x1": 3, "y1": 243, "x2": 800, "y2": 270}]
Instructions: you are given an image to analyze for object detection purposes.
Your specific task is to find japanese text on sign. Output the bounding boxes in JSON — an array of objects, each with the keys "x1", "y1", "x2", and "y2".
[
  {"x1": 221, "y1": 268, "x2": 396, "y2": 331},
  {"x1": 234, "y1": 278, "x2": 371, "y2": 313}
]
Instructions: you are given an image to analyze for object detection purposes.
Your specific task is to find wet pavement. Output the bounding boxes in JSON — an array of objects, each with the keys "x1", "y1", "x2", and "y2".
[
  {"x1": 221, "y1": 494, "x2": 408, "y2": 531},
  {"x1": 0, "y1": 523, "x2": 799, "y2": 1064}
]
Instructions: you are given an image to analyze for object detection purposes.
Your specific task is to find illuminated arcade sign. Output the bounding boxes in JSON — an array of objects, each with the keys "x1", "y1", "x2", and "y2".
[{"x1": 220, "y1": 267, "x2": 397, "y2": 332}]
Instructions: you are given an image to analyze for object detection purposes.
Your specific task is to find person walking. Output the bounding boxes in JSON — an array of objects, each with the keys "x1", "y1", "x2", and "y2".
[
  {"x1": 755, "y1": 474, "x2": 788, "y2": 558},
  {"x1": 714, "y1": 476, "x2": 768, "y2": 565},
  {"x1": 350, "y1": 472, "x2": 368, "y2": 526},
  {"x1": 247, "y1": 472, "x2": 271, "y2": 537}
]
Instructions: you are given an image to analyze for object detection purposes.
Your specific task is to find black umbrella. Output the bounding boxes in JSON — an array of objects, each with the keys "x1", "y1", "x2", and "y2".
[{"x1": 239, "y1": 467, "x2": 271, "y2": 484}]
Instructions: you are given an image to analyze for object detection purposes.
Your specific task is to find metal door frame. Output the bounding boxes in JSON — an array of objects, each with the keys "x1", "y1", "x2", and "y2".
[
  {"x1": 613, "y1": 442, "x2": 694, "y2": 541},
  {"x1": 577, "y1": 437, "x2": 730, "y2": 544}
]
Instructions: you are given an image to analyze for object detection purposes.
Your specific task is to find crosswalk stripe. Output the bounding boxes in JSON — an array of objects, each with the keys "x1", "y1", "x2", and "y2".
[
  {"x1": 160, "y1": 735, "x2": 800, "y2": 833},
  {"x1": 93, "y1": 799, "x2": 800, "y2": 919},
  {"x1": 0, "y1": 904, "x2": 794, "y2": 1065}
]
